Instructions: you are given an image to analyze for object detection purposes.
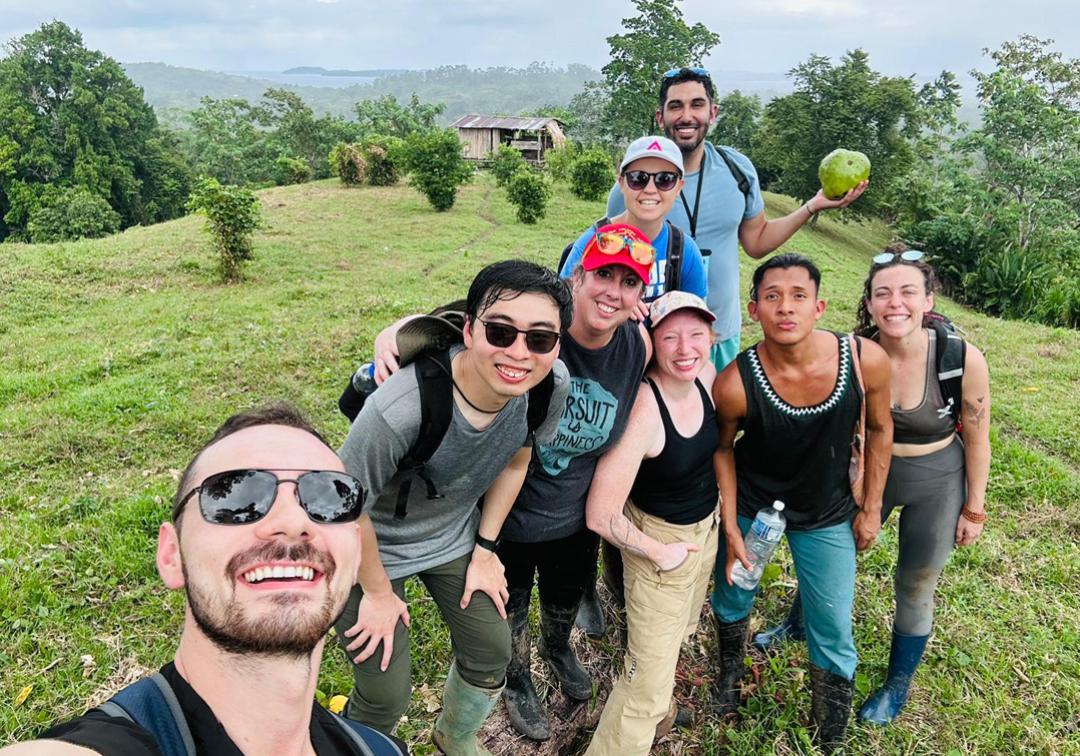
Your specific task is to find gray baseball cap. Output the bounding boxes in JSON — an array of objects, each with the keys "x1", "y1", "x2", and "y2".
[{"x1": 618, "y1": 135, "x2": 684, "y2": 175}]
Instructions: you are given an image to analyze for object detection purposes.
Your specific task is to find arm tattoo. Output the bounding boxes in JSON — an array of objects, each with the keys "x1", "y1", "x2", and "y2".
[
  {"x1": 963, "y1": 395, "x2": 987, "y2": 429},
  {"x1": 608, "y1": 513, "x2": 651, "y2": 559}
]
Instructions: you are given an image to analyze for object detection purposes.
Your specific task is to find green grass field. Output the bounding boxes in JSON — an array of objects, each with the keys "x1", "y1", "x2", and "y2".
[{"x1": 2, "y1": 173, "x2": 1078, "y2": 754}]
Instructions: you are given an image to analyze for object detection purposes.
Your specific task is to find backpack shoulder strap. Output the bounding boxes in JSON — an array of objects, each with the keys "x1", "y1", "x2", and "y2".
[
  {"x1": 716, "y1": 145, "x2": 751, "y2": 200},
  {"x1": 526, "y1": 371, "x2": 555, "y2": 436},
  {"x1": 931, "y1": 320, "x2": 966, "y2": 423},
  {"x1": 394, "y1": 350, "x2": 453, "y2": 518},
  {"x1": 100, "y1": 674, "x2": 196, "y2": 756},
  {"x1": 559, "y1": 216, "x2": 610, "y2": 275},
  {"x1": 328, "y1": 711, "x2": 407, "y2": 756},
  {"x1": 664, "y1": 222, "x2": 684, "y2": 293}
]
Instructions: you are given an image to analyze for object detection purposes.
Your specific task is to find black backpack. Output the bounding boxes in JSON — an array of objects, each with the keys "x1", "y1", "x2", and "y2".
[
  {"x1": 338, "y1": 301, "x2": 555, "y2": 518},
  {"x1": 98, "y1": 673, "x2": 404, "y2": 756},
  {"x1": 925, "y1": 313, "x2": 967, "y2": 428},
  {"x1": 557, "y1": 216, "x2": 685, "y2": 299}
]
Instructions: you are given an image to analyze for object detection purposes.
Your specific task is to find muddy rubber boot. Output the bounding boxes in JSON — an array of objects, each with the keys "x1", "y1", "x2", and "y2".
[
  {"x1": 858, "y1": 631, "x2": 930, "y2": 726},
  {"x1": 752, "y1": 591, "x2": 805, "y2": 650},
  {"x1": 433, "y1": 664, "x2": 501, "y2": 756},
  {"x1": 574, "y1": 579, "x2": 607, "y2": 639},
  {"x1": 653, "y1": 699, "x2": 693, "y2": 740},
  {"x1": 712, "y1": 615, "x2": 749, "y2": 716},
  {"x1": 538, "y1": 598, "x2": 593, "y2": 701},
  {"x1": 501, "y1": 588, "x2": 550, "y2": 740},
  {"x1": 810, "y1": 665, "x2": 853, "y2": 755}
]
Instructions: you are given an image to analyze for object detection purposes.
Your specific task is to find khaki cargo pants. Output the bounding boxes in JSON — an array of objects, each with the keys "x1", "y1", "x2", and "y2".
[{"x1": 586, "y1": 500, "x2": 719, "y2": 755}]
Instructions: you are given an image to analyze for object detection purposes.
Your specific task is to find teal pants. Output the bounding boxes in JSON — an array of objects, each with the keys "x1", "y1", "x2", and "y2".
[
  {"x1": 712, "y1": 516, "x2": 857, "y2": 679},
  {"x1": 711, "y1": 333, "x2": 741, "y2": 371}
]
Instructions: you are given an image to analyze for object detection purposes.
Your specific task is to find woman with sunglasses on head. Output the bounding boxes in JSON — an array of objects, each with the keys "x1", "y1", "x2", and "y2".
[
  {"x1": 756, "y1": 243, "x2": 991, "y2": 727},
  {"x1": 581, "y1": 292, "x2": 721, "y2": 755},
  {"x1": 497, "y1": 227, "x2": 655, "y2": 741},
  {"x1": 560, "y1": 135, "x2": 708, "y2": 304}
]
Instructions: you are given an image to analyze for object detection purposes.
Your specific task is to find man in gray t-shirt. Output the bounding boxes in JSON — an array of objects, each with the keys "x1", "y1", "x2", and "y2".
[{"x1": 332, "y1": 261, "x2": 572, "y2": 755}]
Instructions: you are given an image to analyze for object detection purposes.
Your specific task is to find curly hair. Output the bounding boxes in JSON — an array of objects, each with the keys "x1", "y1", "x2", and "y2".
[{"x1": 855, "y1": 242, "x2": 940, "y2": 337}]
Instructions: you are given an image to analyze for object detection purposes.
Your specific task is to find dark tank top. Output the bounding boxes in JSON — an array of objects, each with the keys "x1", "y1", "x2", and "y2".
[
  {"x1": 630, "y1": 378, "x2": 720, "y2": 525},
  {"x1": 891, "y1": 329, "x2": 957, "y2": 444},
  {"x1": 733, "y1": 332, "x2": 862, "y2": 531}
]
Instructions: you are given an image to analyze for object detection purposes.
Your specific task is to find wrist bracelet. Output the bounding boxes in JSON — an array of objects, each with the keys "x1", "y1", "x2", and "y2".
[
  {"x1": 475, "y1": 534, "x2": 500, "y2": 552},
  {"x1": 804, "y1": 202, "x2": 816, "y2": 216},
  {"x1": 960, "y1": 507, "x2": 986, "y2": 524}
]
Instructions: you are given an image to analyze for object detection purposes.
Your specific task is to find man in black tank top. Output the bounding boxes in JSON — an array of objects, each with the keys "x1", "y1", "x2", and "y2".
[{"x1": 710, "y1": 255, "x2": 893, "y2": 753}]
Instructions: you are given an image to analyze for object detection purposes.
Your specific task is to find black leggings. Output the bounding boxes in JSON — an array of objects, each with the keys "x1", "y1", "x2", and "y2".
[
  {"x1": 882, "y1": 437, "x2": 966, "y2": 636},
  {"x1": 499, "y1": 528, "x2": 600, "y2": 607}
]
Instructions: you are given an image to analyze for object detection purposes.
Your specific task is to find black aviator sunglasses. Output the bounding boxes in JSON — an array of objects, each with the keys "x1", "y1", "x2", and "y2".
[{"x1": 175, "y1": 468, "x2": 365, "y2": 525}]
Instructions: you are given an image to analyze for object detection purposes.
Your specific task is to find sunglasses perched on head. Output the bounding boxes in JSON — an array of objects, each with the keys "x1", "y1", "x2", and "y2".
[
  {"x1": 873, "y1": 249, "x2": 925, "y2": 265},
  {"x1": 592, "y1": 230, "x2": 657, "y2": 267},
  {"x1": 622, "y1": 169, "x2": 681, "y2": 192},
  {"x1": 175, "y1": 469, "x2": 365, "y2": 525},
  {"x1": 663, "y1": 66, "x2": 711, "y2": 79},
  {"x1": 477, "y1": 318, "x2": 560, "y2": 354}
]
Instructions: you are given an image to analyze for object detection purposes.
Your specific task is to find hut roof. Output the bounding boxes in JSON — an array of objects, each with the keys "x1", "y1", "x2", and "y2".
[{"x1": 450, "y1": 114, "x2": 564, "y2": 131}]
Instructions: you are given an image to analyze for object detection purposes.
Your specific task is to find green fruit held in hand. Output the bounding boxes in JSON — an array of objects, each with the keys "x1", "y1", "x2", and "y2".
[{"x1": 818, "y1": 149, "x2": 870, "y2": 200}]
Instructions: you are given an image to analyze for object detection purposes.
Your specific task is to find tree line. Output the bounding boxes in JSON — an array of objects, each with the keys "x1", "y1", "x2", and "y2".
[{"x1": 2, "y1": 7, "x2": 1078, "y2": 328}]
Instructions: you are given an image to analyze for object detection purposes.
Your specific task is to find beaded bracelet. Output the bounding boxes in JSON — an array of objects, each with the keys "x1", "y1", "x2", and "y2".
[{"x1": 961, "y1": 507, "x2": 987, "y2": 524}]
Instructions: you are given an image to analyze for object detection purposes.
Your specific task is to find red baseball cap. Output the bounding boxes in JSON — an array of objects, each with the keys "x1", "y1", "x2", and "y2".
[{"x1": 580, "y1": 222, "x2": 654, "y2": 284}]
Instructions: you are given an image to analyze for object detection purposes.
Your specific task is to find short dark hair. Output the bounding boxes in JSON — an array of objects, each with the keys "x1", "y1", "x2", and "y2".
[
  {"x1": 466, "y1": 260, "x2": 574, "y2": 332},
  {"x1": 659, "y1": 68, "x2": 716, "y2": 109},
  {"x1": 750, "y1": 253, "x2": 822, "y2": 301},
  {"x1": 172, "y1": 403, "x2": 332, "y2": 523}
]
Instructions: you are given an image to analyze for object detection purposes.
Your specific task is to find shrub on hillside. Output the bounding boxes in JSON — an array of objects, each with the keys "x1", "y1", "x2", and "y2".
[
  {"x1": 329, "y1": 143, "x2": 368, "y2": 186},
  {"x1": 489, "y1": 144, "x2": 528, "y2": 187},
  {"x1": 544, "y1": 142, "x2": 578, "y2": 183},
  {"x1": 506, "y1": 169, "x2": 551, "y2": 225},
  {"x1": 403, "y1": 128, "x2": 473, "y2": 212},
  {"x1": 274, "y1": 156, "x2": 312, "y2": 186},
  {"x1": 570, "y1": 148, "x2": 615, "y2": 201},
  {"x1": 26, "y1": 187, "x2": 121, "y2": 243},
  {"x1": 187, "y1": 178, "x2": 262, "y2": 282},
  {"x1": 362, "y1": 137, "x2": 404, "y2": 186}
]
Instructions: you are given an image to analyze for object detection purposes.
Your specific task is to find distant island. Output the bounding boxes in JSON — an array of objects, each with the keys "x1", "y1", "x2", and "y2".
[{"x1": 283, "y1": 66, "x2": 409, "y2": 77}]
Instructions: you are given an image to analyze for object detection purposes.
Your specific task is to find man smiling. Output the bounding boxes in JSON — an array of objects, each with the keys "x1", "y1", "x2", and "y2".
[
  {"x1": 334, "y1": 260, "x2": 571, "y2": 755},
  {"x1": 3, "y1": 404, "x2": 404, "y2": 755}
]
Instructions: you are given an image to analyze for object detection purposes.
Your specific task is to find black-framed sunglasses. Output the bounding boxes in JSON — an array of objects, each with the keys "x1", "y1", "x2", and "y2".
[
  {"x1": 622, "y1": 169, "x2": 681, "y2": 192},
  {"x1": 873, "y1": 249, "x2": 925, "y2": 265},
  {"x1": 175, "y1": 469, "x2": 365, "y2": 525},
  {"x1": 663, "y1": 66, "x2": 711, "y2": 79},
  {"x1": 477, "y1": 318, "x2": 560, "y2": 354}
]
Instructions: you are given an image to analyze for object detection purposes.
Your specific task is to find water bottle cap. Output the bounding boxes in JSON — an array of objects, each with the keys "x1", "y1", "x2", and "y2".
[{"x1": 772, "y1": 500, "x2": 785, "y2": 512}]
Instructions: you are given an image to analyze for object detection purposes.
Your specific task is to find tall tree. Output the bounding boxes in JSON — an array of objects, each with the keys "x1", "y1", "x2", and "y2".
[
  {"x1": 353, "y1": 94, "x2": 445, "y2": 140},
  {"x1": 602, "y1": 0, "x2": 720, "y2": 142},
  {"x1": 0, "y1": 21, "x2": 191, "y2": 241},
  {"x1": 751, "y1": 49, "x2": 958, "y2": 219},
  {"x1": 709, "y1": 90, "x2": 762, "y2": 155}
]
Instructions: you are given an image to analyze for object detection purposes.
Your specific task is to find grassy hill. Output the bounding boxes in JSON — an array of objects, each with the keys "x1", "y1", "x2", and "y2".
[{"x1": 1, "y1": 174, "x2": 1077, "y2": 754}]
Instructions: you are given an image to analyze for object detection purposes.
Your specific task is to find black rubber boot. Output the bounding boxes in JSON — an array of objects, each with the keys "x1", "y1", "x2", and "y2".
[
  {"x1": 857, "y1": 631, "x2": 930, "y2": 726},
  {"x1": 752, "y1": 591, "x2": 805, "y2": 650},
  {"x1": 538, "y1": 598, "x2": 593, "y2": 701},
  {"x1": 711, "y1": 615, "x2": 749, "y2": 716},
  {"x1": 810, "y1": 665, "x2": 853, "y2": 754},
  {"x1": 501, "y1": 588, "x2": 550, "y2": 740},
  {"x1": 574, "y1": 580, "x2": 607, "y2": 639}
]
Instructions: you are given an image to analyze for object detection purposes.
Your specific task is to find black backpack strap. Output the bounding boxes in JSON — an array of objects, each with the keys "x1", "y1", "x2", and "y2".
[
  {"x1": 394, "y1": 350, "x2": 453, "y2": 519},
  {"x1": 525, "y1": 371, "x2": 555, "y2": 440},
  {"x1": 99, "y1": 674, "x2": 196, "y2": 756},
  {"x1": 664, "y1": 221, "x2": 684, "y2": 293},
  {"x1": 716, "y1": 145, "x2": 751, "y2": 201},
  {"x1": 558, "y1": 216, "x2": 610, "y2": 275},
  {"x1": 932, "y1": 320, "x2": 966, "y2": 425},
  {"x1": 329, "y1": 711, "x2": 407, "y2": 756}
]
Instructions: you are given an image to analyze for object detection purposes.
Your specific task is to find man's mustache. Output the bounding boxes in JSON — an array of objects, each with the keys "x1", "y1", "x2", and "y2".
[{"x1": 225, "y1": 542, "x2": 335, "y2": 581}]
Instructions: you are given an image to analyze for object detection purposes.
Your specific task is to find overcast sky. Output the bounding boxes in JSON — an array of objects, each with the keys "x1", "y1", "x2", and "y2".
[{"x1": 0, "y1": 0, "x2": 1074, "y2": 90}]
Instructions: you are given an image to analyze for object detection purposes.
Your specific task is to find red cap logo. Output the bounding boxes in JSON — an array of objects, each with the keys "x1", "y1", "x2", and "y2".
[{"x1": 646, "y1": 140, "x2": 663, "y2": 151}]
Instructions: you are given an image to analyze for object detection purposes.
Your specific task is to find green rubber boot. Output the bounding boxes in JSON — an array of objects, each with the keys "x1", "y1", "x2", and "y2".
[{"x1": 433, "y1": 664, "x2": 501, "y2": 756}]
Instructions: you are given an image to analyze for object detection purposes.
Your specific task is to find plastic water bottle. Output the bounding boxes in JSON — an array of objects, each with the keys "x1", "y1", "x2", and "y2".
[
  {"x1": 351, "y1": 361, "x2": 378, "y2": 395},
  {"x1": 731, "y1": 500, "x2": 787, "y2": 591}
]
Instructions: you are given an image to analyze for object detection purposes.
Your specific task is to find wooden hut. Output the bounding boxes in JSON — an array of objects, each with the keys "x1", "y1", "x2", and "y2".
[{"x1": 451, "y1": 115, "x2": 567, "y2": 163}]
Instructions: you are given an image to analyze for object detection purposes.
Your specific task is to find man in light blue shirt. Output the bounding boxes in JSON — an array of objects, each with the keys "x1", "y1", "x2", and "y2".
[{"x1": 607, "y1": 67, "x2": 867, "y2": 370}]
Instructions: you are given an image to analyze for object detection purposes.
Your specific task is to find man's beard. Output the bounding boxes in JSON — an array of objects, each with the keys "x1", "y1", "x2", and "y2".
[
  {"x1": 663, "y1": 120, "x2": 707, "y2": 155},
  {"x1": 184, "y1": 542, "x2": 344, "y2": 659}
]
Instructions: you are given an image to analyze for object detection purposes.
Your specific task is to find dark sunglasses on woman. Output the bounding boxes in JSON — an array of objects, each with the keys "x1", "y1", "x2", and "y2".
[
  {"x1": 622, "y1": 169, "x2": 681, "y2": 192},
  {"x1": 175, "y1": 469, "x2": 365, "y2": 525}
]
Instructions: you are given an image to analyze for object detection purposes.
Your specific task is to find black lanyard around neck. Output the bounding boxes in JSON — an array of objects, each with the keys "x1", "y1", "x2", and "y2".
[{"x1": 678, "y1": 156, "x2": 706, "y2": 238}]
